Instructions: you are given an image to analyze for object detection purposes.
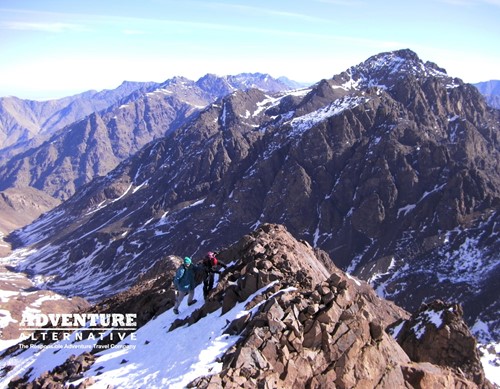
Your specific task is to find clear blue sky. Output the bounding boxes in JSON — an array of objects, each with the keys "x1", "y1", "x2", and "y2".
[{"x1": 1, "y1": 0, "x2": 499, "y2": 100}]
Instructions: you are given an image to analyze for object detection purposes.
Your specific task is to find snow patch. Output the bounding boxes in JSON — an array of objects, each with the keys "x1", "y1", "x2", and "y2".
[
  {"x1": 287, "y1": 95, "x2": 370, "y2": 135},
  {"x1": 411, "y1": 309, "x2": 444, "y2": 340}
]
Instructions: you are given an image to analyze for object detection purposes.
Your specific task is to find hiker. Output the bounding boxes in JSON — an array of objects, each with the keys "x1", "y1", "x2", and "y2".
[
  {"x1": 201, "y1": 251, "x2": 227, "y2": 299},
  {"x1": 173, "y1": 257, "x2": 197, "y2": 314}
]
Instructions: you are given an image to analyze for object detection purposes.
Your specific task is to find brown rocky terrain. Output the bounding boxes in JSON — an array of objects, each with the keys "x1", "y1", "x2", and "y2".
[
  {"x1": 1, "y1": 224, "x2": 493, "y2": 388},
  {"x1": 0, "y1": 262, "x2": 88, "y2": 341},
  {"x1": 0, "y1": 187, "x2": 60, "y2": 236},
  {"x1": 189, "y1": 225, "x2": 492, "y2": 388}
]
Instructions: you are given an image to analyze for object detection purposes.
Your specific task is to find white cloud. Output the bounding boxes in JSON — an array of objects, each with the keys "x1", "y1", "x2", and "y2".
[
  {"x1": 1, "y1": 21, "x2": 85, "y2": 33},
  {"x1": 438, "y1": 0, "x2": 500, "y2": 5},
  {"x1": 122, "y1": 29, "x2": 146, "y2": 35}
]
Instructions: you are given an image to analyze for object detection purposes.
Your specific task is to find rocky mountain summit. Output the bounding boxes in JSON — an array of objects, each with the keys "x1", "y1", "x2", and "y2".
[
  {"x1": 0, "y1": 224, "x2": 493, "y2": 388},
  {"x1": 7, "y1": 49, "x2": 500, "y2": 344}
]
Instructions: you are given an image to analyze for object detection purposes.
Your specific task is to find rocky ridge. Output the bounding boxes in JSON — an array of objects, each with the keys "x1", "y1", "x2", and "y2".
[{"x1": 1, "y1": 224, "x2": 493, "y2": 388}]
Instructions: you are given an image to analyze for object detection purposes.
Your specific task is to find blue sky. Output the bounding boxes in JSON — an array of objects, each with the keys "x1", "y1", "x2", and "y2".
[{"x1": 0, "y1": 0, "x2": 499, "y2": 100}]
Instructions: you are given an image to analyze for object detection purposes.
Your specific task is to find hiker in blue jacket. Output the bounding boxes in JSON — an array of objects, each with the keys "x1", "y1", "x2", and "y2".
[{"x1": 173, "y1": 257, "x2": 197, "y2": 314}]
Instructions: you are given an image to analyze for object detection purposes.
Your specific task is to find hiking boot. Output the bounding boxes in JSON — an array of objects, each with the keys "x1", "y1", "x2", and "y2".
[
  {"x1": 187, "y1": 299, "x2": 197, "y2": 306},
  {"x1": 173, "y1": 308, "x2": 179, "y2": 314}
]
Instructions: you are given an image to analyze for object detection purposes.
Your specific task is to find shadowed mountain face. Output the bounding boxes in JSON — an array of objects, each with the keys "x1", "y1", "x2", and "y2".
[{"x1": 8, "y1": 49, "x2": 500, "y2": 342}]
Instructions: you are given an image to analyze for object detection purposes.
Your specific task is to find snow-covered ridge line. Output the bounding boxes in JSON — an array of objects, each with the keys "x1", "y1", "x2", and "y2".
[{"x1": 287, "y1": 94, "x2": 370, "y2": 135}]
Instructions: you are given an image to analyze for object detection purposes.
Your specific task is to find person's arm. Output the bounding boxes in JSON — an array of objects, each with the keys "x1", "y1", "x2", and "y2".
[{"x1": 174, "y1": 267, "x2": 184, "y2": 285}]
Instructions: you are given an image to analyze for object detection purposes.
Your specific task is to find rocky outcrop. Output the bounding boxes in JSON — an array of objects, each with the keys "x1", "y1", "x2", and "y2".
[
  {"x1": 8, "y1": 352, "x2": 96, "y2": 389},
  {"x1": 186, "y1": 224, "x2": 492, "y2": 388},
  {"x1": 394, "y1": 300, "x2": 488, "y2": 386}
]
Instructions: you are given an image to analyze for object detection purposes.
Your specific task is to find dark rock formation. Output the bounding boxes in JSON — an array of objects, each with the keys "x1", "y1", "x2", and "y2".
[{"x1": 394, "y1": 300, "x2": 487, "y2": 386}]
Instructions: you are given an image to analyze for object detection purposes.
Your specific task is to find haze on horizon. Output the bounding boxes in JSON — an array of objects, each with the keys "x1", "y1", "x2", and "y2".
[{"x1": 0, "y1": 0, "x2": 499, "y2": 100}]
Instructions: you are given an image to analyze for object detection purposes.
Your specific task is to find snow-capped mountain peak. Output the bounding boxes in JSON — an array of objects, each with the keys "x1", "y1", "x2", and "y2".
[{"x1": 333, "y1": 48, "x2": 452, "y2": 91}]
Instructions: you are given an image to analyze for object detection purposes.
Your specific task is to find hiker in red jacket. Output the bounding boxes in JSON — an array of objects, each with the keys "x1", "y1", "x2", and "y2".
[{"x1": 201, "y1": 251, "x2": 226, "y2": 299}]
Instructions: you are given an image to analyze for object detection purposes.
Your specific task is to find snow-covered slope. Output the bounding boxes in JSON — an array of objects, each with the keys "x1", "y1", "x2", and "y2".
[{"x1": 0, "y1": 280, "x2": 259, "y2": 388}]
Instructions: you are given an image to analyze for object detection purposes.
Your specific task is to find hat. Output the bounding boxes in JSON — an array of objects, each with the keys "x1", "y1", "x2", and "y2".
[{"x1": 184, "y1": 257, "x2": 192, "y2": 265}]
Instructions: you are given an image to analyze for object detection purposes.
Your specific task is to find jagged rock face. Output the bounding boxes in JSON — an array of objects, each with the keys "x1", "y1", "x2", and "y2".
[
  {"x1": 9, "y1": 50, "x2": 500, "y2": 342},
  {"x1": 393, "y1": 300, "x2": 486, "y2": 386}
]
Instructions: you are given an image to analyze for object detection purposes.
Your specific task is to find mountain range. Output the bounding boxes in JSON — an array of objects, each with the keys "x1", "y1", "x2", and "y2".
[
  {"x1": 0, "y1": 73, "x2": 300, "y2": 233},
  {"x1": 3, "y1": 48, "x2": 498, "y2": 353}
]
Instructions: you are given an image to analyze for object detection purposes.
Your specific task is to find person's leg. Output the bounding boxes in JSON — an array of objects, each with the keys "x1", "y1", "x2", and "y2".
[
  {"x1": 187, "y1": 288, "x2": 195, "y2": 305},
  {"x1": 203, "y1": 278, "x2": 210, "y2": 299},
  {"x1": 208, "y1": 273, "x2": 214, "y2": 292},
  {"x1": 174, "y1": 290, "x2": 186, "y2": 313}
]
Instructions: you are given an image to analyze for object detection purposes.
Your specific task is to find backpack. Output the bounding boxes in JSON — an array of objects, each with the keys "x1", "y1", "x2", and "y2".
[{"x1": 204, "y1": 255, "x2": 217, "y2": 267}]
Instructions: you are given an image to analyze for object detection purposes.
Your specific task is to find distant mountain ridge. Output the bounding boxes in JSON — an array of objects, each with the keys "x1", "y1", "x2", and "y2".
[
  {"x1": 474, "y1": 80, "x2": 500, "y2": 109},
  {"x1": 0, "y1": 73, "x2": 302, "y2": 164},
  {"x1": 0, "y1": 72, "x2": 298, "y2": 233},
  {"x1": 0, "y1": 81, "x2": 158, "y2": 162}
]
